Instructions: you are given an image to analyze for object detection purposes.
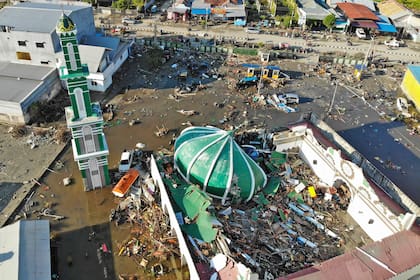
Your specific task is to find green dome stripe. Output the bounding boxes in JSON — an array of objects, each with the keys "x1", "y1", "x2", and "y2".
[
  {"x1": 232, "y1": 147, "x2": 254, "y2": 200},
  {"x1": 189, "y1": 139, "x2": 226, "y2": 188},
  {"x1": 206, "y1": 139, "x2": 231, "y2": 196},
  {"x1": 175, "y1": 133, "x2": 222, "y2": 177}
]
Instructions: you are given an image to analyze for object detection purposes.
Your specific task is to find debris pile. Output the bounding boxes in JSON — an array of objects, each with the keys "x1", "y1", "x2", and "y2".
[
  {"x1": 110, "y1": 156, "x2": 186, "y2": 279},
  {"x1": 156, "y1": 130, "x2": 366, "y2": 279},
  {"x1": 7, "y1": 125, "x2": 69, "y2": 147}
]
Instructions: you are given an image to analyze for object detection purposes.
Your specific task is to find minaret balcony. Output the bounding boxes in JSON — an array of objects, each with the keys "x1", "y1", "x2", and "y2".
[
  {"x1": 65, "y1": 102, "x2": 104, "y2": 128},
  {"x1": 59, "y1": 64, "x2": 89, "y2": 80}
]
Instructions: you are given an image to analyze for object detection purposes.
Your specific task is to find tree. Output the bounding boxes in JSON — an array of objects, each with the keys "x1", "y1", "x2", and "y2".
[
  {"x1": 132, "y1": 0, "x2": 145, "y2": 10},
  {"x1": 323, "y1": 14, "x2": 336, "y2": 32},
  {"x1": 113, "y1": 0, "x2": 131, "y2": 11}
]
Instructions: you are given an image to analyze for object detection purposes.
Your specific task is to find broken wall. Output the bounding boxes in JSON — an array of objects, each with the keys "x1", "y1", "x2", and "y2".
[{"x1": 272, "y1": 126, "x2": 416, "y2": 241}]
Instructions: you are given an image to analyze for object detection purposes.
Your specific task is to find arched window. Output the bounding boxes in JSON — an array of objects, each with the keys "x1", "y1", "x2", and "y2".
[{"x1": 66, "y1": 42, "x2": 77, "y2": 71}]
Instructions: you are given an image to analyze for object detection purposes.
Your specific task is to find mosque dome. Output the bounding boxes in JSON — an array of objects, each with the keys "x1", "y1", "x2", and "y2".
[
  {"x1": 174, "y1": 126, "x2": 267, "y2": 203},
  {"x1": 56, "y1": 13, "x2": 75, "y2": 33}
]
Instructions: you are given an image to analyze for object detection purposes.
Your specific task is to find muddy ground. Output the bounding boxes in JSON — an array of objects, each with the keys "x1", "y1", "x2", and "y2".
[{"x1": 0, "y1": 40, "x2": 410, "y2": 279}]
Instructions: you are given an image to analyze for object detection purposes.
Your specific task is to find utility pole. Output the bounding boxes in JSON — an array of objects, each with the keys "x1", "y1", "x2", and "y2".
[
  {"x1": 357, "y1": 36, "x2": 374, "y2": 80},
  {"x1": 205, "y1": 8, "x2": 209, "y2": 30},
  {"x1": 327, "y1": 82, "x2": 338, "y2": 116}
]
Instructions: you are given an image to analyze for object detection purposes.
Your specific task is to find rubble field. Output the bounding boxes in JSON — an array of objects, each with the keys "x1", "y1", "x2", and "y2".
[{"x1": 1, "y1": 35, "x2": 416, "y2": 279}]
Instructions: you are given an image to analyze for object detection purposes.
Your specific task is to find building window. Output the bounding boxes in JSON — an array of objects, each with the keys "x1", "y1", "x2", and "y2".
[
  {"x1": 16, "y1": 52, "x2": 31, "y2": 60},
  {"x1": 40, "y1": 60, "x2": 49, "y2": 65},
  {"x1": 18, "y1": 40, "x2": 27, "y2": 46},
  {"x1": 91, "y1": 81, "x2": 98, "y2": 86},
  {"x1": 36, "y1": 42, "x2": 45, "y2": 48}
]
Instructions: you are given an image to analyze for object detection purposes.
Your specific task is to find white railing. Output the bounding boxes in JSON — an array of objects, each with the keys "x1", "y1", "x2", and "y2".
[{"x1": 150, "y1": 155, "x2": 200, "y2": 280}]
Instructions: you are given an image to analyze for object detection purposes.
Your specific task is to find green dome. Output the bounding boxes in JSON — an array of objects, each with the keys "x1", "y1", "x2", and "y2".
[
  {"x1": 174, "y1": 126, "x2": 267, "y2": 204},
  {"x1": 56, "y1": 13, "x2": 75, "y2": 33}
]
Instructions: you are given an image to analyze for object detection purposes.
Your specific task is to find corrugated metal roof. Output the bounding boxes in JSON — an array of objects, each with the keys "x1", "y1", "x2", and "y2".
[
  {"x1": 336, "y1": 3, "x2": 379, "y2": 21},
  {"x1": 377, "y1": 0, "x2": 413, "y2": 20},
  {"x1": 330, "y1": 0, "x2": 375, "y2": 12},
  {"x1": 280, "y1": 230, "x2": 420, "y2": 280},
  {"x1": 0, "y1": 62, "x2": 56, "y2": 103},
  {"x1": 0, "y1": 220, "x2": 51, "y2": 280},
  {"x1": 0, "y1": 3, "x2": 89, "y2": 33},
  {"x1": 297, "y1": 0, "x2": 330, "y2": 20}
]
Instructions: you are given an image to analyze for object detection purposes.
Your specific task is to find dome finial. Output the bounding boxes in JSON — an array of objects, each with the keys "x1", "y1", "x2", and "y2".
[{"x1": 56, "y1": 12, "x2": 75, "y2": 33}]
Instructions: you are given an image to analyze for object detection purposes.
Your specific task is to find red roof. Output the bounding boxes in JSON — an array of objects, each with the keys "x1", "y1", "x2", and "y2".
[
  {"x1": 279, "y1": 230, "x2": 420, "y2": 280},
  {"x1": 337, "y1": 3, "x2": 380, "y2": 21}
]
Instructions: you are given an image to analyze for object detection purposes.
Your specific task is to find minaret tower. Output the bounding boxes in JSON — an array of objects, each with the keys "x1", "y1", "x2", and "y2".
[{"x1": 56, "y1": 14, "x2": 110, "y2": 191}]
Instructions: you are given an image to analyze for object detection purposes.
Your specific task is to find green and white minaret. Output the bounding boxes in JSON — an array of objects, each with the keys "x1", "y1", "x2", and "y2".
[{"x1": 56, "y1": 14, "x2": 110, "y2": 191}]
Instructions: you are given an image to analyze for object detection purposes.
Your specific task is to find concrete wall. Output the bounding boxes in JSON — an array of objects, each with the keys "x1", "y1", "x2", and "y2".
[
  {"x1": 308, "y1": 113, "x2": 420, "y2": 218},
  {"x1": 20, "y1": 69, "x2": 61, "y2": 112},
  {"x1": 0, "y1": 32, "x2": 55, "y2": 66},
  {"x1": 85, "y1": 42, "x2": 130, "y2": 92},
  {"x1": 273, "y1": 125, "x2": 416, "y2": 241},
  {"x1": 150, "y1": 155, "x2": 200, "y2": 280},
  {"x1": 0, "y1": 100, "x2": 25, "y2": 124}
]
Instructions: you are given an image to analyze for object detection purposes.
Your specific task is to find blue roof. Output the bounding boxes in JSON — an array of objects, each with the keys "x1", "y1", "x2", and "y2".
[
  {"x1": 266, "y1": 65, "x2": 281, "y2": 70},
  {"x1": 241, "y1": 64, "x2": 280, "y2": 71},
  {"x1": 376, "y1": 14, "x2": 397, "y2": 33},
  {"x1": 377, "y1": 22, "x2": 397, "y2": 33},
  {"x1": 242, "y1": 63, "x2": 261, "y2": 68},
  {"x1": 408, "y1": 65, "x2": 420, "y2": 83},
  {"x1": 191, "y1": 8, "x2": 211, "y2": 15}
]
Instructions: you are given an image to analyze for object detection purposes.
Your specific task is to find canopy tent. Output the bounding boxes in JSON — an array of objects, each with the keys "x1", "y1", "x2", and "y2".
[{"x1": 174, "y1": 126, "x2": 267, "y2": 204}]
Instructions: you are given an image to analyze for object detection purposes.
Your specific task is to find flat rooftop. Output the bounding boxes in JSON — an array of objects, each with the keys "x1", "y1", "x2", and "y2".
[{"x1": 0, "y1": 62, "x2": 56, "y2": 103}]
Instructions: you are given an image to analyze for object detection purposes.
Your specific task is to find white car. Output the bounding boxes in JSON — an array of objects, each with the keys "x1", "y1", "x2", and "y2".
[
  {"x1": 278, "y1": 93, "x2": 299, "y2": 104},
  {"x1": 122, "y1": 17, "x2": 137, "y2": 24},
  {"x1": 384, "y1": 39, "x2": 404, "y2": 48},
  {"x1": 246, "y1": 27, "x2": 261, "y2": 34},
  {"x1": 118, "y1": 150, "x2": 134, "y2": 173},
  {"x1": 355, "y1": 28, "x2": 366, "y2": 39}
]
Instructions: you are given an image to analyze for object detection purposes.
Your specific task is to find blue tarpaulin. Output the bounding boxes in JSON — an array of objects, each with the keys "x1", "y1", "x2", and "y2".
[
  {"x1": 234, "y1": 19, "x2": 246, "y2": 26},
  {"x1": 191, "y1": 8, "x2": 211, "y2": 15},
  {"x1": 376, "y1": 15, "x2": 397, "y2": 33},
  {"x1": 377, "y1": 22, "x2": 397, "y2": 33}
]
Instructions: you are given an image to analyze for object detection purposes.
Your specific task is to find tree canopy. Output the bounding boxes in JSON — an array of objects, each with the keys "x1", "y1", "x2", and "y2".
[
  {"x1": 112, "y1": 0, "x2": 132, "y2": 10},
  {"x1": 323, "y1": 14, "x2": 336, "y2": 30}
]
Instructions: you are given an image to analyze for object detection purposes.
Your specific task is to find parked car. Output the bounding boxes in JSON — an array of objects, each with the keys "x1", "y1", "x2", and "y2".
[
  {"x1": 384, "y1": 39, "x2": 405, "y2": 48},
  {"x1": 118, "y1": 150, "x2": 134, "y2": 173},
  {"x1": 246, "y1": 27, "x2": 261, "y2": 34},
  {"x1": 122, "y1": 17, "x2": 137, "y2": 24},
  {"x1": 355, "y1": 28, "x2": 367, "y2": 39},
  {"x1": 236, "y1": 76, "x2": 258, "y2": 89},
  {"x1": 278, "y1": 93, "x2": 299, "y2": 104}
]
